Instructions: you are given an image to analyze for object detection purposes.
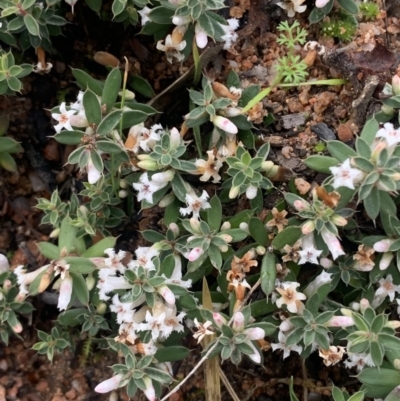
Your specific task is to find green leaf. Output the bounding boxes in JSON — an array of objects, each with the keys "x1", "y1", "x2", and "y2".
[
  {"x1": 384, "y1": 386, "x2": 400, "y2": 401},
  {"x1": 130, "y1": 76, "x2": 155, "y2": 98},
  {"x1": 248, "y1": 217, "x2": 269, "y2": 246},
  {"x1": 289, "y1": 376, "x2": 299, "y2": 401},
  {"x1": 141, "y1": 230, "x2": 165, "y2": 243},
  {"x1": 308, "y1": 0, "x2": 333, "y2": 24},
  {"x1": 337, "y1": 0, "x2": 359, "y2": 14},
  {"x1": 71, "y1": 68, "x2": 103, "y2": 96},
  {"x1": 0, "y1": 152, "x2": 17, "y2": 172},
  {"x1": 23, "y1": 14, "x2": 40, "y2": 36},
  {"x1": 65, "y1": 257, "x2": 96, "y2": 274},
  {"x1": 304, "y1": 155, "x2": 338, "y2": 174},
  {"x1": 58, "y1": 308, "x2": 88, "y2": 326},
  {"x1": 120, "y1": 110, "x2": 147, "y2": 129},
  {"x1": 364, "y1": 187, "x2": 380, "y2": 220},
  {"x1": 96, "y1": 140, "x2": 123, "y2": 154},
  {"x1": 358, "y1": 368, "x2": 400, "y2": 388},
  {"x1": 260, "y1": 252, "x2": 276, "y2": 297},
  {"x1": 154, "y1": 346, "x2": 190, "y2": 363},
  {"x1": 83, "y1": 89, "x2": 102, "y2": 126},
  {"x1": 148, "y1": 6, "x2": 174, "y2": 24},
  {"x1": 82, "y1": 237, "x2": 117, "y2": 258},
  {"x1": 38, "y1": 242, "x2": 60, "y2": 260},
  {"x1": 361, "y1": 117, "x2": 379, "y2": 145},
  {"x1": 327, "y1": 140, "x2": 357, "y2": 162},
  {"x1": 59, "y1": 217, "x2": 79, "y2": 254},
  {"x1": 84, "y1": 0, "x2": 102, "y2": 13},
  {"x1": 272, "y1": 226, "x2": 302, "y2": 250},
  {"x1": 347, "y1": 392, "x2": 365, "y2": 401},
  {"x1": 332, "y1": 386, "x2": 346, "y2": 401},
  {"x1": 54, "y1": 130, "x2": 84, "y2": 145},
  {"x1": 238, "y1": 85, "x2": 260, "y2": 108},
  {"x1": 102, "y1": 68, "x2": 122, "y2": 113},
  {"x1": 221, "y1": 228, "x2": 248, "y2": 242},
  {"x1": 207, "y1": 195, "x2": 222, "y2": 231},
  {"x1": 70, "y1": 272, "x2": 89, "y2": 306},
  {"x1": 226, "y1": 70, "x2": 241, "y2": 89},
  {"x1": 97, "y1": 110, "x2": 122, "y2": 135}
]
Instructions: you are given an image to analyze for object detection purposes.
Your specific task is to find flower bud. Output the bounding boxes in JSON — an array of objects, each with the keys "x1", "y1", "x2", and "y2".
[
  {"x1": 159, "y1": 193, "x2": 175, "y2": 207},
  {"x1": 118, "y1": 190, "x2": 128, "y2": 198},
  {"x1": 119, "y1": 179, "x2": 128, "y2": 189},
  {"x1": 118, "y1": 89, "x2": 135, "y2": 100},
  {"x1": 195, "y1": 23, "x2": 208, "y2": 49},
  {"x1": 340, "y1": 308, "x2": 353, "y2": 317},
  {"x1": 244, "y1": 327, "x2": 265, "y2": 340},
  {"x1": 303, "y1": 271, "x2": 332, "y2": 298},
  {"x1": 211, "y1": 115, "x2": 238, "y2": 134},
  {"x1": 246, "y1": 186, "x2": 258, "y2": 199},
  {"x1": 136, "y1": 154, "x2": 152, "y2": 161},
  {"x1": 394, "y1": 360, "x2": 400, "y2": 370},
  {"x1": 0, "y1": 254, "x2": 9, "y2": 273},
  {"x1": 2, "y1": 279, "x2": 12, "y2": 292},
  {"x1": 301, "y1": 220, "x2": 315, "y2": 235},
  {"x1": 12, "y1": 322, "x2": 23, "y2": 333},
  {"x1": 350, "y1": 302, "x2": 360, "y2": 311},
  {"x1": 79, "y1": 205, "x2": 89, "y2": 217},
  {"x1": 229, "y1": 185, "x2": 240, "y2": 199},
  {"x1": 374, "y1": 239, "x2": 394, "y2": 253},
  {"x1": 224, "y1": 107, "x2": 242, "y2": 117},
  {"x1": 187, "y1": 247, "x2": 204, "y2": 262},
  {"x1": 96, "y1": 302, "x2": 107, "y2": 315},
  {"x1": 86, "y1": 275, "x2": 96, "y2": 291},
  {"x1": 213, "y1": 312, "x2": 227, "y2": 329},
  {"x1": 220, "y1": 221, "x2": 231, "y2": 231},
  {"x1": 87, "y1": 156, "x2": 102, "y2": 184},
  {"x1": 393, "y1": 75, "x2": 400, "y2": 96},
  {"x1": 316, "y1": 0, "x2": 330, "y2": 7},
  {"x1": 320, "y1": 257, "x2": 333, "y2": 269},
  {"x1": 170, "y1": 127, "x2": 181, "y2": 149},
  {"x1": 15, "y1": 293, "x2": 26, "y2": 302},
  {"x1": 385, "y1": 320, "x2": 400, "y2": 329},
  {"x1": 325, "y1": 316, "x2": 354, "y2": 327},
  {"x1": 172, "y1": 15, "x2": 191, "y2": 26},
  {"x1": 158, "y1": 284, "x2": 175, "y2": 305},
  {"x1": 360, "y1": 298, "x2": 370, "y2": 314},
  {"x1": 168, "y1": 222, "x2": 180, "y2": 237},
  {"x1": 331, "y1": 214, "x2": 347, "y2": 227},
  {"x1": 293, "y1": 199, "x2": 310, "y2": 212},
  {"x1": 256, "y1": 246, "x2": 266, "y2": 255},
  {"x1": 38, "y1": 272, "x2": 52, "y2": 293},
  {"x1": 143, "y1": 376, "x2": 156, "y2": 401},
  {"x1": 95, "y1": 374, "x2": 123, "y2": 393},
  {"x1": 380, "y1": 252, "x2": 394, "y2": 270},
  {"x1": 381, "y1": 104, "x2": 394, "y2": 116},
  {"x1": 69, "y1": 114, "x2": 89, "y2": 128},
  {"x1": 50, "y1": 228, "x2": 60, "y2": 238},
  {"x1": 152, "y1": 170, "x2": 175, "y2": 183},
  {"x1": 232, "y1": 311, "x2": 245, "y2": 332},
  {"x1": 219, "y1": 245, "x2": 229, "y2": 253},
  {"x1": 189, "y1": 217, "x2": 201, "y2": 234},
  {"x1": 218, "y1": 234, "x2": 233, "y2": 243},
  {"x1": 137, "y1": 160, "x2": 159, "y2": 171},
  {"x1": 239, "y1": 222, "x2": 249, "y2": 231}
]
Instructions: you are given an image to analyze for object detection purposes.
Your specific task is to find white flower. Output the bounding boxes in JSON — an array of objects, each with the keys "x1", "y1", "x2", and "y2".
[
  {"x1": 298, "y1": 245, "x2": 322, "y2": 265},
  {"x1": 374, "y1": 238, "x2": 395, "y2": 253},
  {"x1": 156, "y1": 35, "x2": 187, "y2": 63},
  {"x1": 138, "y1": 6, "x2": 151, "y2": 25},
  {"x1": 0, "y1": 254, "x2": 9, "y2": 273},
  {"x1": 195, "y1": 23, "x2": 208, "y2": 48},
  {"x1": 97, "y1": 269, "x2": 133, "y2": 300},
  {"x1": 58, "y1": 274, "x2": 73, "y2": 311},
  {"x1": 179, "y1": 190, "x2": 211, "y2": 219},
  {"x1": 143, "y1": 376, "x2": 156, "y2": 401},
  {"x1": 193, "y1": 318, "x2": 214, "y2": 343},
  {"x1": 14, "y1": 264, "x2": 49, "y2": 294},
  {"x1": 277, "y1": 0, "x2": 307, "y2": 17},
  {"x1": 220, "y1": 18, "x2": 239, "y2": 50},
  {"x1": 33, "y1": 61, "x2": 53, "y2": 74},
  {"x1": 110, "y1": 294, "x2": 139, "y2": 324},
  {"x1": 303, "y1": 271, "x2": 332, "y2": 297},
  {"x1": 276, "y1": 282, "x2": 306, "y2": 314},
  {"x1": 87, "y1": 154, "x2": 102, "y2": 184},
  {"x1": 129, "y1": 246, "x2": 160, "y2": 271},
  {"x1": 163, "y1": 255, "x2": 192, "y2": 288},
  {"x1": 159, "y1": 306, "x2": 185, "y2": 339},
  {"x1": 344, "y1": 353, "x2": 374, "y2": 371},
  {"x1": 271, "y1": 331, "x2": 302, "y2": 359},
  {"x1": 133, "y1": 173, "x2": 166, "y2": 203},
  {"x1": 321, "y1": 229, "x2": 345, "y2": 260},
  {"x1": 376, "y1": 123, "x2": 400, "y2": 147},
  {"x1": 315, "y1": 0, "x2": 330, "y2": 7},
  {"x1": 52, "y1": 102, "x2": 76, "y2": 133},
  {"x1": 138, "y1": 310, "x2": 167, "y2": 340},
  {"x1": 374, "y1": 274, "x2": 400, "y2": 305},
  {"x1": 330, "y1": 159, "x2": 364, "y2": 190},
  {"x1": 380, "y1": 252, "x2": 394, "y2": 270},
  {"x1": 194, "y1": 150, "x2": 223, "y2": 183},
  {"x1": 104, "y1": 248, "x2": 126, "y2": 273}
]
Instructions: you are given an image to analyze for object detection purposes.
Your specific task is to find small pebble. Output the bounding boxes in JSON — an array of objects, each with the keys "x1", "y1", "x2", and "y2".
[
  {"x1": 0, "y1": 360, "x2": 7, "y2": 371},
  {"x1": 337, "y1": 123, "x2": 353, "y2": 142},
  {"x1": 308, "y1": 392, "x2": 322, "y2": 401},
  {"x1": 311, "y1": 123, "x2": 336, "y2": 141}
]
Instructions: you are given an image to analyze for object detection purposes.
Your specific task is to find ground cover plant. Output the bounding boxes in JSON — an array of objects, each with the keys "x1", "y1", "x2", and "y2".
[{"x1": 3, "y1": 0, "x2": 400, "y2": 400}]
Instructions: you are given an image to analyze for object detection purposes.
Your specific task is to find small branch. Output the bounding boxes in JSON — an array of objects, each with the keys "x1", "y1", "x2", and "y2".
[
  {"x1": 218, "y1": 366, "x2": 241, "y2": 401},
  {"x1": 160, "y1": 278, "x2": 261, "y2": 401},
  {"x1": 301, "y1": 359, "x2": 308, "y2": 401}
]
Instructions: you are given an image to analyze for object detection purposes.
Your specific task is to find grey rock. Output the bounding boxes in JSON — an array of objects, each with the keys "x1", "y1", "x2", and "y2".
[{"x1": 311, "y1": 123, "x2": 336, "y2": 141}]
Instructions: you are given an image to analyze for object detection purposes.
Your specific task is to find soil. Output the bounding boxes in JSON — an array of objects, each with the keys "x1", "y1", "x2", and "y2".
[{"x1": 0, "y1": 0, "x2": 396, "y2": 400}]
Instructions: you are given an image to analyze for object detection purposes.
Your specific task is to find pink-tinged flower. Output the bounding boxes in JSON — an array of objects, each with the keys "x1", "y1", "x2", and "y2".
[
  {"x1": 320, "y1": 229, "x2": 345, "y2": 260},
  {"x1": 138, "y1": 6, "x2": 151, "y2": 25},
  {"x1": 212, "y1": 312, "x2": 227, "y2": 329},
  {"x1": 325, "y1": 316, "x2": 354, "y2": 327},
  {"x1": 12, "y1": 322, "x2": 23, "y2": 333},
  {"x1": 193, "y1": 318, "x2": 214, "y2": 343},
  {"x1": 58, "y1": 274, "x2": 73, "y2": 311},
  {"x1": 320, "y1": 258, "x2": 333, "y2": 269},
  {"x1": 245, "y1": 327, "x2": 265, "y2": 340},
  {"x1": 330, "y1": 159, "x2": 364, "y2": 190},
  {"x1": 179, "y1": 190, "x2": 211, "y2": 219},
  {"x1": 95, "y1": 374, "x2": 123, "y2": 393},
  {"x1": 380, "y1": 252, "x2": 394, "y2": 270},
  {"x1": 138, "y1": 311, "x2": 166, "y2": 340},
  {"x1": 195, "y1": 23, "x2": 208, "y2": 48},
  {"x1": 104, "y1": 248, "x2": 126, "y2": 273},
  {"x1": 187, "y1": 247, "x2": 204, "y2": 262},
  {"x1": 157, "y1": 284, "x2": 175, "y2": 305},
  {"x1": 373, "y1": 275, "x2": 400, "y2": 306},
  {"x1": 245, "y1": 340, "x2": 262, "y2": 364},
  {"x1": 374, "y1": 238, "x2": 395, "y2": 253},
  {"x1": 393, "y1": 75, "x2": 400, "y2": 96},
  {"x1": 143, "y1": 376, "x2": 156, "y2": 401},
  {"x1": 301, "y1": 221, "x2": 315, "y2": 235},
  {"x1": 315, "y1": 0, "x2": 330, "y2": 7},
  {"x1": 298, "y1": 245, "x2": 322, "y2": 265},
  {"x1": 87, "y1": 155, "x2": 102, "y2": 184},
  {"x1": 211, "y1": 115, "x2": 238, "y2": 134},
  {"x1": 376, "y1": 123, "x2": 400, "y2": 147},
  {"x1": 51, "y1": 102, "x2": 76, "y2": 133},
  {"x1": 293, "y1": 199, "x2": 310, "y2": 212},
  {"x1": 232, "y1": 312, "x2": 245, "y2": 332}
]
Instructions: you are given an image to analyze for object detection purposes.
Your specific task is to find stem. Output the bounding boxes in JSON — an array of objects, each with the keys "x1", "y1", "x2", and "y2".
[
  {"x1": 192, "y1": 38, "x2": 201, "y2": 86},
  {"x1": 189, "y1": 100, "x2": 203, "y2": 157},
  {"x1": 160, "y1": 278, "x2": 262, "y2": 401}
]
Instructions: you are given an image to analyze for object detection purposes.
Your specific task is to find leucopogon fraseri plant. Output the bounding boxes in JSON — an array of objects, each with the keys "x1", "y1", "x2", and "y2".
[{"x1": 0, "y1": 59, "x2": 399, "y2": 401}]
